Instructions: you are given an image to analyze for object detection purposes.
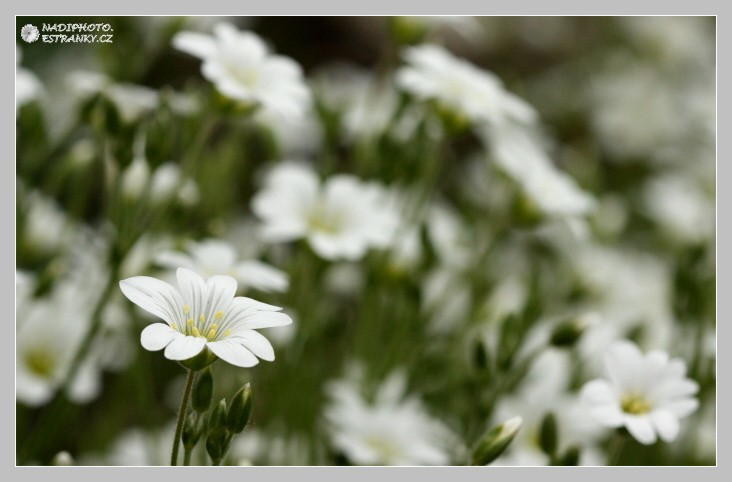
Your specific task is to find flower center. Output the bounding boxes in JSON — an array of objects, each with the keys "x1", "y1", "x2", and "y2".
[
  {"x1": 25, "y1": 348, "x2": 55, "y2": 378},
  {"x1": 621, "y1": 393, "x2": 652, "y2": 415},
  {"x1": 173, "y1": 305, "x2": 231, "y2": 342},
  {"x1": 229, "y1": 63, "x2": 260, "y2": 89},
  {"x1": 365, "y1": 434, "x2": 401, "y2": 463},
  {"x1": 307, "y1": 201, "x2": 345, "y2": 235}
]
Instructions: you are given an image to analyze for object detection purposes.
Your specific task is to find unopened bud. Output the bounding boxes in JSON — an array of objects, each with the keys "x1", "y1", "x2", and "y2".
[
  {"x1": 555, "y1": 445, "x2": 580, "y2": 466},
  {"x1": 206, "y1": 428, "x2": 228, "y2": 466},
  {"x1": 192, "y1": 367, "x2": 214, "y2": 413},
  {"x1": 52, "y1": 451, "x2": 74, "y2": 466},
  {"x1": 182, "y1": 411, "x2": 203, "y2": 449},
  {"x1": 550, "y1": 313, "x2": 596, "y2": 348},
  {"x1": 226, "y1": 383, "x2": 253, "y2": 434},
  {"x1": 209, "y1": 398, "x2": 228, "y2": 431},
  {"x1": 539, "y1": 412, "x2": 558, "y2": 457},
  {"x1": 471, "y1": 416, "x2": 523, "y2": 465},
  {"x1": 121, "y1": 157, "x2": 150, "y2": 200}
]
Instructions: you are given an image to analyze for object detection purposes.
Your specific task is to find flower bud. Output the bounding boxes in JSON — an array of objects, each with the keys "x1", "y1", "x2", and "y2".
[
  {"x1": 206, "y1": 428, "x2": 228, "y2": 466},
  {"x1": 182, "y1": 411, "x2": 203, "y2": 449},
  {"x1": 209, "y1": 398, "x2": 228, "y2": 431},
  {"x1": 52, "y1": 451, "x2": 74, "y2": 466},
  {"x1": 192, "y1": 367, "x2": 214, "y2": 413},
  {"x1": 539, "y1": 412, "x2": 558, "y2": 457},
  {"x1": 555, "y1": 445, "x2": 580, "y2": 466},
  {"x1": 121, "y1": 157, "x2": 150, "y2": 200},
  {"x1": 550, "y1": 313, "x2": 597, "y2": 348},
  {"x1": 226, "y1": 383, "x2": 253, "y2": 434},
  {"x1": 471, "y1": 416, "x2": 523, "y2": 465}
]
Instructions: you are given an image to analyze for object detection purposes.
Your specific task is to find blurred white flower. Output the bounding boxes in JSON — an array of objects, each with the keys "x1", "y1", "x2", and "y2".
[
  {"x1": 155, "y1": 238, "x2": 288, "y2": 293},
  {"x1": 396, "y1": 44, "x2": 537, "y2": 126},
  {"x1": 173, "y1": 23, "x2": 310, "y2": 120},
  {"x1": 119, "y1": 268, "x2": 292, "y2": 367},
  {"x1": 252, "y1": 162, "x2": 400, "y2": 261},
  {"x1": 580, "y1": 340, "x2": 699, "y2": 445},
  {"x1": 493, "y1": 350, "x2": 606, "y2": 465},
  {"x1": 643, "y1": 174, "x2": 715, "y2": 244},
  {"x1": 16, "y1": 47, "x2": 43, "y2": 115},
  {"x1": 484, "y1": 124, "x2": 595, "y2": 218},
  {"x1": 16, "y1": 282, "x2": 105, "y2": 406},
  {"x1": 620, "y1": 16, "x2": 715, "y2": 68},
  {"x1": 573, "y1": 245, "x2": 674, "y2": 362},
  {"x1": 426, "y1": 201, "x2": 475, "y2": 269},
  {"x1": 66, "y1": 70, "x2": 159, "y2": 122},
  {"x1": 21, "y1": 189, "x2": 73, "y2": 254},
  {"x1": 324, "y1": 369, "x2": 458, "y2": 465},
  {"x1": 84, "y1": 423, "x2": 174, "y2": 466}
]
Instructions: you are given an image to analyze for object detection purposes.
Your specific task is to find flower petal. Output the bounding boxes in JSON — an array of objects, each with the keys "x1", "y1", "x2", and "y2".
[
  {"x1": 141, "y1": 323, "x2": 181, "y2": 351},
  {"x1": 604, "y1": 341, "x2": 643, "y2": 391},
  {"x1": 238, "y1": 311, "x2": 293, "y2": 330},
  {"x1": 230, "y1": 330, "x2": 275, "y2": 361},
  {"x1": 176, "y1": 268, "x2": 207, "y2": 318},
  {"x1": 650, "y1": 410, "x2": 680, "y2": 442},
  {"x1": 172, "y1": 31, "x2": 217, "y2": 59},
  {"x1": 207, "y1": 339, "x2": 259, "y2": 367},
  {"x1": 235, "y1": 261, "x2": 289, "y2": 292},
  {"x1": 666, "y1": 398, "x2": 699, "y2": 418},
  {"x1": 624, "y1": 415, "x2": 657, "y2": 445},
  {"x1": 119, "y1": 276, "x2": 183, "y2": 325},
  {"x1": 154, "y1": 251, "x2": 195, "y2": 270},
  {"x1": 164, "y1": 336, "x2": 207, "y2": 361}
]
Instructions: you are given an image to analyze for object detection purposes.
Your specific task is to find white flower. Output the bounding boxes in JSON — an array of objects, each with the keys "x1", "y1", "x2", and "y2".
[
  {"x1": 483, "y1": 123, "x2": 595, "y2": 218},
  {"x1": 580, "y1": 340, "x2": 699, "y2": 445},
  {"x1": 66, "y1": 70, "x2": 159, "y2": 122},
  {"x1": 173, "y1": 23, "x2": 310, "y2": 120},
  {"x1": 642, "y1": 174, "x2": 715, "y2": 244},
  {"x1": 324, "y1": 369, "x2": 458, "y2": 465},
  {"x1": 396, "y1": 44, "x2": 537, "y2": 126},
  {"x1": 21, "y1": 189, "x2": 73, "y2": 254},
  {"x1": 16, "y1": 282, "x2": 106, "y2": 406},
  {"x1": 119, "y1": 267, "x2": 291, "y2": 368},
  {"x1": 16, "y1": 47, "x2": 43, "y2": 115},
  {"x1": 493, "y1": 350, "x2": 606, "y2": 466},
  {"x1": 155, "y1": 238, "x2": 288, "y2": 293},
  {"x1": 251, "y1": 162, "x2": 400, "y2": 261}
]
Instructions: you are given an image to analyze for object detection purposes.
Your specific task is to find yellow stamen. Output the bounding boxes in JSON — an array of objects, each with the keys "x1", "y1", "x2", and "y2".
[
  {"x1": 170, "y1": 324, "x2": 178, "y2": 332},
  {"x1": 224, "y1": 329, "x2": 232, "y2": 337},
  {"x1": 187, "y1": 318, "x2": 194, "y2": 326},
  {"x1": 199, "y1": 314, "x2": 206, "y2": 323},
  {"x1": 183, "y1": 305, "x2": 190, "y2": 315},
  {"x1": 621, "y1": 393, "x2": 652, "y2": 415},
  {"x1": 192, "y1": 326, "x2": 202, "y2": 338},
  {"x1": 215, "y1": 311, "x2": 224, "y2": 320},
  {"x1": 207, "y1": 328, "x2": 217, "y2": 339}
]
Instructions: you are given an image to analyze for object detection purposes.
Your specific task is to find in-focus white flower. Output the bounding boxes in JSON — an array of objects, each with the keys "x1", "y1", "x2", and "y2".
[
  {"x1": 324, "y1": 368, "x2": 458, "y2": 465},
  {"x1": 252, "y1": 162, "x2": 400, "y2": 261},
  {"x1": 396, "y1": 44, "x2": 537, "y2": 126},
  {"x1": 155, "y1": 238, "x2": 288, "y2": 293},
  {"x1": 119, "y1": 267, "x2": 291, "y2": 368},
  {"x1": 173, "y1": 23, "x2": 310, "y2": 120},
  {"x1": 580, "y1": 340, "x2": 699, "y2": 445}
]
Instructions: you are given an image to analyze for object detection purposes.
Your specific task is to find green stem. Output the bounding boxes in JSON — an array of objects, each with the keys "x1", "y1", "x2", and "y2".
[
  {"x1": 171, "y1": 370, "x2": 196, "y2": 466},
  {"x1": 606, "y1": 431, "x2": 627, "y2": 466},
  {"x1": 61, "y1": 262, "x2": 120, "y2": 393},
  {"x1": 183, "y1": 447, "x2": 193, "y2": 466}
]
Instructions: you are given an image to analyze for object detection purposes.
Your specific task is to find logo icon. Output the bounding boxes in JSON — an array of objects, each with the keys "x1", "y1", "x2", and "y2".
[{"x1": 21, "y1": 24, "x2": 40, "y2": 43}]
